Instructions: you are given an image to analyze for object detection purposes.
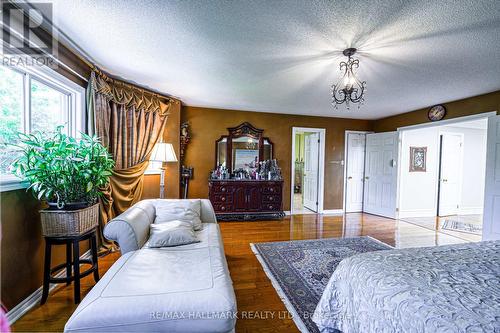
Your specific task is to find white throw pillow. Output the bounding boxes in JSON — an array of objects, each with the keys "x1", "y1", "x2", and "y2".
[
  {"x1": 155, "y1": 200, "x2": 203, "y2": 230},
  {"x1": 147, "y1": 221, "x2": 199, "y2": 248}
]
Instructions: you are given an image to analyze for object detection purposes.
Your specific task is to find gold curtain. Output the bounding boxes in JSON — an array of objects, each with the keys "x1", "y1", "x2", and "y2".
[{"x1": 87, "y1": 71, "x2": 177, "y2": 244}]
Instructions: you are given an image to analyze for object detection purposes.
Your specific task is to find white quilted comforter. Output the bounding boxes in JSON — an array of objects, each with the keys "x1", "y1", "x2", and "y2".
[{"x1": 313, "y1": 240, "x2": 500, "y2": 333}]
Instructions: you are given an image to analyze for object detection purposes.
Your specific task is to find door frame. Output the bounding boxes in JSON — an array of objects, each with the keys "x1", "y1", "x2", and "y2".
[
  {"x1": 396, "y1": 111, "x2": 496, "y2": 219},
  {"x1": 343, "y1": 130, "x2": 372, "y2": 213},
  {"x1": 290, "y1": 127, "x2": 326, "y2": 215},
  {"x1": 397, "y1": 112, "x2": 497, "y2": 131},
  {"x1": 437, "y1": 132, "x2": 464, "y2": 216}
]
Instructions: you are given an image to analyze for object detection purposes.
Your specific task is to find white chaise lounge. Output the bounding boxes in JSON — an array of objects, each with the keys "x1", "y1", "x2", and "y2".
[{"x1": 64, "y1": 199, "x2": 237, "y2": 333}]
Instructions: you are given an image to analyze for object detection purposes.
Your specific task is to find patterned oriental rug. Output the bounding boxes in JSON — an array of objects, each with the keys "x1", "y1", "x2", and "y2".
[{"x1": 251, "y1": 236, "x2": 392, "y2": 333}]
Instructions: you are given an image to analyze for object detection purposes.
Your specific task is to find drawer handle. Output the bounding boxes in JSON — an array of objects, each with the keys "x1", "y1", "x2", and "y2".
[
  {"x1": 269, "y1": 196, "x2": 273, "y2": 200},
  {"x1": 270, "y1": 188, "x2": 274, "y2": 192},
  {"x1": 221, "y1": 197, "x2": 225, "y2": 201},
  {"x1": 221, "y1": 206, "x2": 225, "y2": 211},
  {"x1": 269, "y1": 205, "x2": 273, "y2": 210},
  {"x1": 221, "y1": 187, "x2": 226, "y2": 192}
]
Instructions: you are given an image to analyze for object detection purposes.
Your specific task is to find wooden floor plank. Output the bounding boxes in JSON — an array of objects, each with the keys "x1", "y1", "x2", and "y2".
[{"x1": 11, "y1": 213, "x2": 471, "y2": 333}]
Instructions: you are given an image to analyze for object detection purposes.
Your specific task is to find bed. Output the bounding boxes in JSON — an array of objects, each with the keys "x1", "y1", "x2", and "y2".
[{"x1": 313, "y1": 240, "x2": 500, "y2": 333}]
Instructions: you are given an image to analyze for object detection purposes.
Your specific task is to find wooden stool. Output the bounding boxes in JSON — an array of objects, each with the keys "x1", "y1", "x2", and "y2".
[{"x1": 41, "y1": 228, "x2": 99, "y2": 304}]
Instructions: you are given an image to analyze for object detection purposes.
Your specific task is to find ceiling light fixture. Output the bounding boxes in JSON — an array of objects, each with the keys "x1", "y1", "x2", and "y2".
[{"x1": 331, "y1": 48, "x2": 366, "y2": 109}]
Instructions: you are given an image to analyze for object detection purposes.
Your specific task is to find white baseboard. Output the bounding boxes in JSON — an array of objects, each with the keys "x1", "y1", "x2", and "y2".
[
  {"x1": 6, "y1": 250, "x2": 91, "y2": 325},
  {"x1": 321, "y1": 209, "x2": 344, "y2": 215},
  {"x1": 398, "y1": 209, "x2": 436, "y2": 218},
  {"x1": 399, "y1": 207, "x2": 483, "y2": 218},
  {"x1": 288, "y1": 210, "x2": 323, "y2": 215},
  {"x1": 287, "y1": 209, "x2": 344, "y2": 216},
  {"x1": 458, "y1": 207, "x2": 483, "y2": 215}
]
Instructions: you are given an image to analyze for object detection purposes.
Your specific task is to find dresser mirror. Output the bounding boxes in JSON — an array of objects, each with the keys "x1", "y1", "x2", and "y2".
[{"x1": 215, "y1": 122, "x2": 273, "y2": 172}]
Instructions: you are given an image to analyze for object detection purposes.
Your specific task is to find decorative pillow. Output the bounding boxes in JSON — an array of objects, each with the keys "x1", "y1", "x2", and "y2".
[
  {"x1": 147, "y1": 221, "x2": 200, "y2": 248},
  {"x1": 155, "y1": 200, "x2": 202, "y2": 230}
]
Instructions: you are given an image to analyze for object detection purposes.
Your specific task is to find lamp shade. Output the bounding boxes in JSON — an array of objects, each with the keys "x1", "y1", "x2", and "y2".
[{"x1": 150, "y1": 143, "x2": 178, "y2": 162}]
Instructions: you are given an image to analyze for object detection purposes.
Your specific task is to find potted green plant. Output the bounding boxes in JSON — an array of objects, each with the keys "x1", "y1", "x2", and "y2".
[{"x1": 10, "y1": 126, "x2": 115, "y2": 236}]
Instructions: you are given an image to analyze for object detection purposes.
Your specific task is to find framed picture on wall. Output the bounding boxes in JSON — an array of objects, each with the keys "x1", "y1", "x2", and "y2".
[{"x1": 409, "y1": 147, "x2": 427, "y2": 172}]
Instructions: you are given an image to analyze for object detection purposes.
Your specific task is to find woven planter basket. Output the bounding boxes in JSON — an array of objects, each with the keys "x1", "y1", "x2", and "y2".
[{"x1": 40, "y1": 203, "x2": 99, "y2": 237}]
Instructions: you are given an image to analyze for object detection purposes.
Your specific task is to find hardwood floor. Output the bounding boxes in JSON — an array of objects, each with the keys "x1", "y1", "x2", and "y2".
[
  {"x1": 12, "y1": 213, "x2": 472, "y2": 333},
  {"x1": 400, "y1": 214, "x2": 483, "y2": 242}
]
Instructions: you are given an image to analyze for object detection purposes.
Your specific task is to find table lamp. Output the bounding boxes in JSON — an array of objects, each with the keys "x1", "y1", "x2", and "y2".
[{"x1": 150, "y1": 142, "x2": 178, "y2": 198}]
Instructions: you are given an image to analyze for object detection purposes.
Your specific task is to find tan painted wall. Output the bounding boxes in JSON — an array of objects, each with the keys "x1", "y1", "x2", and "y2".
[
  {"x1": 182, "y1": 106, "x2": 372, "y2": 210},
  {"x1": 373, "y1": 91, "x2": 500, "y2": 132}
]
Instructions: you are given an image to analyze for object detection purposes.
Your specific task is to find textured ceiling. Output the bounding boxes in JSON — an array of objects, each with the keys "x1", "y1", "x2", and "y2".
[{"x1": 47, "y1": 0, "x2": 500, "y2": 119}]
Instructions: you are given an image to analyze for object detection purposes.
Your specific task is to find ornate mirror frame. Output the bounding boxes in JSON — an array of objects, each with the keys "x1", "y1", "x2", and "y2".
[{"x1": 215, "y1": 122, "x2": 274, "y2": 172}]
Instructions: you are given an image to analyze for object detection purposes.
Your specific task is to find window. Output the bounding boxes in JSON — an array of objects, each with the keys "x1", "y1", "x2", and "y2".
[
  {"x1": 0, "y1": 64, "x2": 84, "y2": 190},
  {"x1": 31, "y1": 78, "x2": 70, "y2": 133},
  {"x1": 0, "y1": 67, "x2": 23, "y2": 175}
]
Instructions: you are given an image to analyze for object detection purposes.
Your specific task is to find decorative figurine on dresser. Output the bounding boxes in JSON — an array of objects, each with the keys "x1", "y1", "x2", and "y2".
[{"x1": 209, "y1": 122, "x2": 285, "y2": 221}]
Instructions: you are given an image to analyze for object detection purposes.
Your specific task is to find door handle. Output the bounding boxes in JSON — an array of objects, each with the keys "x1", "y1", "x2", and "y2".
[
  {"x1": 365, "y1": 176, "x2": 369, "y2": 180},
  {"x1": 442, "y1": 179, "x2": 448, "y2": 182},
  {"x1": 347, "y1": 176, "x2": 352, "y2": 180}
]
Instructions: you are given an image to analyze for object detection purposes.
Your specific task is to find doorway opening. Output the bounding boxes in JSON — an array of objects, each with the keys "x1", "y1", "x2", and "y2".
[
  {"x1": 398, "y1": 118, "x2": 488, "y2": 241},
  {"x1": 291, "y1": 127, "x2": 325, "y2": 215}
]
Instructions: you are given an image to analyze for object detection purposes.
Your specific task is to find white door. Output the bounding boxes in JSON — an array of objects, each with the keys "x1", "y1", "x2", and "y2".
[
  {"x1": 346, "y1": 133, "x2": 366, "y2": 212},
  {"x1": 303, "y1": 133, "x2": 319, "y2": 212},
  {"x1": 363, "y1": 132, "x2": 398, "y2": 218},
  {"x1": 483, "y1": 115, "x2": 500, "y2": 241},
  {"x1": 438, "y1": 133, "x2": 463, "y2": 216}
]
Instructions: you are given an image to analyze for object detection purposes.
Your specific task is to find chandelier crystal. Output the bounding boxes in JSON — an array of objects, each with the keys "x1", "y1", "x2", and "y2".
[{"x1": 331, "y1": 48, "x2": 366, "y2": 109}]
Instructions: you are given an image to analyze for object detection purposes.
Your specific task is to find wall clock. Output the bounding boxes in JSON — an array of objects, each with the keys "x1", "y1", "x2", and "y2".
[{"x1": 428, "y1": 105, "x2": 446, "y2": 121}]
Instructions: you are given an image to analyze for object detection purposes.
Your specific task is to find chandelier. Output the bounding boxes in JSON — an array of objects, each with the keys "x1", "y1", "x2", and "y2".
[{"x1": 331, "y1": 48, "x2": 366, "y2": 109}]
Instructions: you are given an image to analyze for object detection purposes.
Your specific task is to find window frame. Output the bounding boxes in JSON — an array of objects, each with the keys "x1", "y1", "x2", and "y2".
[{"x1": 0, "y1": 63, "x2": 85, "y2": 192}]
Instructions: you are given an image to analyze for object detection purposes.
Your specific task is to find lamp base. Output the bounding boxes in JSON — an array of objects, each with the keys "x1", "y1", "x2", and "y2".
[{"x1": 160, "y1": 168, "x2": 166, "y2": 199}]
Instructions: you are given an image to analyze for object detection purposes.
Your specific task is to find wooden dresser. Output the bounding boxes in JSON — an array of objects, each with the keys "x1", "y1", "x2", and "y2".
[{"x1": 209, "y1": 180, "x2": 284, "y2": 221}]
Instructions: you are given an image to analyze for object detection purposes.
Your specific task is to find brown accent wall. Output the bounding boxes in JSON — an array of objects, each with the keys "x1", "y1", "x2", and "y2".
[
  {"x1": 182, "y1": 106, "x2": 372, "y2": 210},
  {"x1": 373, "y1": 91, "x2": 500, "y2": 132},
  {"x1": 0, "y1": 191, "x2": 88, "y2": 309}
]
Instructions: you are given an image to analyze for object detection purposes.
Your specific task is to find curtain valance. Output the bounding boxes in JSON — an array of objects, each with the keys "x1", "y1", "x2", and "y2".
[{"x1": 89, "y1": 71, "x2": 175, "y2": 115}]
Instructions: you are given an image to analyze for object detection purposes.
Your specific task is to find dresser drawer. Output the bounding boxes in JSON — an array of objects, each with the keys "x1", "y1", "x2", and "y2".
[
  {"x1": 211, "y1": 184, "x2": 232, "y2": 194},
  {"x1": 263, "y1": 203, "x2": 280, "y2": 211},
  {"x1": 262, "y1": 185, "x2": 281, "y2": 194},
  {"x1": 213, "y1": 203, "x2": 231, "y2": 212},
  {"x1": 263, "y1": 194, "x2": 281, "y2": 203},
  {"x1": 212, "y1": 194, "x2": 232, "y2": 203}
]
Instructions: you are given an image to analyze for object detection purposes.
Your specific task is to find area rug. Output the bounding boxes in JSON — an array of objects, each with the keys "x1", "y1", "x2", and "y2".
[
  {"x1": 441, "y1": 219, "x2": 482, "y2": 235},
  {"x1": 251, "y1": 236, "x2": 392, "y2": 333}
]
